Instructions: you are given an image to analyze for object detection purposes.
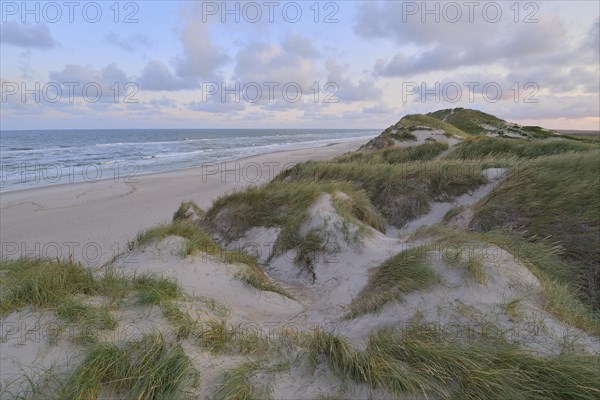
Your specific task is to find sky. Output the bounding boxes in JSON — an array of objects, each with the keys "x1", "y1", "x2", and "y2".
[{"x1": 1, "y1": 0, "x2": 599, "y2": 130}]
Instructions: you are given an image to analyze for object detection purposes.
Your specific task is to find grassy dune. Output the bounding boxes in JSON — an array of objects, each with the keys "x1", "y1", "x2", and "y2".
[
  {"x1": 471, "y1": 152, "x2": 600, "y2": 309},
  {"x1": 205, "y1": 180, "x2": 384, "y2": 250},
  {"x1": 136, "y1": 206, "x2": 289, "y2": 297},
  {"x1": 445, "y1": 136, "x2": 597, "y2": 160},
  {"x1": 2, "y1": 109, "x2": 599, "y2": 399},
  {"x1": 278, "y1": 158, "x2": 487, "y2": 227}
]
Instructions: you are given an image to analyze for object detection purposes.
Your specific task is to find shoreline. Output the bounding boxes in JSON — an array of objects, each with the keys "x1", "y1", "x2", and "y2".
[
  {"x1": 0, "y1": 138, "x2": 369, "y2": 195},
  {"x1": 0, "y1": 139, "x2": 366, "y2": 266}
]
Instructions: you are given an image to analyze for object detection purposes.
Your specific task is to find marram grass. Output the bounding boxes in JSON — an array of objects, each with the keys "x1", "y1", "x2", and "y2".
[
  {"x1": 346, "y1": 246, "x2": 441, "y2": 318},
  {"x1": 303, "y1": 326, "x2": 600, "y2": 400},
  {"x1": 59, "y1": 333, "x2": 199, "y2": 399}
]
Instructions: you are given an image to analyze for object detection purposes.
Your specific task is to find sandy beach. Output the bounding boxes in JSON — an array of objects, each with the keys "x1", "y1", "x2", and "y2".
[{"x1": 0, "y1": 140, "x2": 365, "y2": 267}]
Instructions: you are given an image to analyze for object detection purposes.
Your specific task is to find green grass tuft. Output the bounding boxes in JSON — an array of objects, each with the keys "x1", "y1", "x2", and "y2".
[
  {"x1": 214, "y1": 361, "x2": 260, "y2": 400},
  {"x1": 173, "y1": 200, "x2": 205, "y2": 222},
  {"x1": 346, "y1": 246, "x2": 440, "y2": 318},
  {"x1": 0, "y1": 258, "x2": 98, "y2": 314},
  {"x1": 133, "y1": 274, "x2": 181, "y2": 305},
  {"x1": 60, "y1": 333, "x2": 199, "y2": 399}
]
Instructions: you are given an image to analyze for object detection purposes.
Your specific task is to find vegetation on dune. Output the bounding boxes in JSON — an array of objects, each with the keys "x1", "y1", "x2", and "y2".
[
  {"x1": 445, "y1": 136, "x2": 598, "y2": 160},
  {"x1": 173, "y1": 200, "x2": 205, "y2": 222},
  {"x1": 214, "y1": 359, "x2": 289, "y2": 400},
  {"x1": 519, "y1": 125, "x2": 559, "y2": 138},
  {"x1": 427, "y1": 108, "x2": 510, "y2": 136},
  {"x1": 346, "y1": 246, "x2": 440, "y2": 318},
  {"x1": 305, "y1": 326, "x2": 600, "y2": 400},
  {"x1": 390, "y1": 129, "x2": 417, "y2": 141},
  {"x1": 371, "y1": 327, "x2": 600, "y2": 399},
  {"x1": 55, "y1": 297, "x2": 118, "y2": 332},
  {"x1": 471, "y1": 151, "x2": 600, "y2": 310},
  {"x1": 134, "y1": 220, "x2": 289, "y2": 297},
  {"x1": 360, "y1": 112, "x2": 472, "y2": 151},
  {"x1": 426, "y1": 107, "x2": 559, "y2": 139},
  {"x1": 335, "y1": 141, "x2": 448, "y2": 164},
  {"x1": 0, "y1": 258, "x2": 99, "y2": 315},
  {"x1": 133, "y1": 274, "x2": 182, "y2": 305},
  {"x1": 204, "y1": 180, "x2": 385, "y2": 251},
  {"x1": 135, "y1": 220, "x2": 218, "y2": 257},
  {"x1": 411, "y1": 225, "x2": 600, "y2": 335},
  {"x1": 160, "y1": 299, "x2": 278, "y2": 357},
  {"x1": 60, "y1": 333, "x2": 199, "y2": 400},
  {"x1": 279, "y1": 159, "x2": 487, "y2": 228},
  {"x1": 442, "y1": 247, "x2": 487, "y2": 285},
  {"x1": 363, "y1": 108, "x2": 591, "y2": 155},
  {"x1": 214, "y1": 361, "x2": 259, "y2": 400},
  {"x1": 399, "y1": 113, "x2": 473, "y2": 138},
  {"x1": 487, "y1": 233, "x2": 600, "y2": 334},
  {"x1": 0, "y1": 257, "x2": 199, "y2": 343}
]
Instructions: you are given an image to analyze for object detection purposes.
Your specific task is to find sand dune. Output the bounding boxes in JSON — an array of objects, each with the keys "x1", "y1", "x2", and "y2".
[{"x1": 2, "y1": 114, "x2": 598, "y2": 399}]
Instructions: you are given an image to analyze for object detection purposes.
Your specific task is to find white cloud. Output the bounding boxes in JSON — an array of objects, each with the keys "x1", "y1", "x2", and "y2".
[
  {"x1": 105, "y1": 32, "x2": 155, "y2": 51},
  {"x1": 137, "y1": 61, "x2": 194, "y2": 91},
  {"x1": 0, "y1": 22, "x2": 56, "y2": 49}
]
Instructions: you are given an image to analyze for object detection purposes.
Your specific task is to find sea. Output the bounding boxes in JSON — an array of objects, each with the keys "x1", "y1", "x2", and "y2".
[{"x1": 0, "y1": 129, "x2": 379, "y2": 192}]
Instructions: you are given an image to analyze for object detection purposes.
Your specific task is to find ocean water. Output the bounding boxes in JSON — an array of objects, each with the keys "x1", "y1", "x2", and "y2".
[{"x1": 0, "y1": 129, "x2": 378, "y2": 192}]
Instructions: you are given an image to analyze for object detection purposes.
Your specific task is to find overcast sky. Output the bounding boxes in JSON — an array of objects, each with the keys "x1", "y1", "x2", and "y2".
[{"x1": 1, "y1": 1, "x2": 598, "y2": 130}]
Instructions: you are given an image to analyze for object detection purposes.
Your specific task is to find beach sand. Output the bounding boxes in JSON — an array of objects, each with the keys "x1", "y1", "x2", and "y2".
[{"x1": 0, "y1": 140, "x2": 364, "y2": 267}]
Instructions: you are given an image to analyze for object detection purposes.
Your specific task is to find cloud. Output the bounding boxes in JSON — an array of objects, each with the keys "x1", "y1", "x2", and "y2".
[
  {"x1": 355, "y1": 2, "x2": 582, "y2": 78},
  {"x1": 49, "y1": 63, "x2": 128, "y2": 84},
  {"x1": 499, "y1": 95, "x2": 600, "y2": 120},
  {"x1": 354, "y1": 2, "x2": 503, "y2": 46},
  {"x1": 148, "y1": 97, "x2": 177, "y2": 108},
  {"x1": 373, "y1": 18, "x2": 569, "y2": 77},
  {"x1": 47, "y1": 63, "x2": 133, "y2": 103},
  {"x1": 579, "y1": 18, "x2": 600, "y2": 64},
  {"x1": 137, "y1": 61, "x2": 194, "y2": 91},
  {"x1": 361, "y1": 104, "x2": 397, "y2": 115},
  {"x1": 0, "y1": 22, "x2": 56, "y2": 49},
  {"x1": 134, "y1": 4, "x2": 230, "y2": 91},
  {"x1": 173, "y1": 7, "x2": 229, "y2": 81},
  {"x1": 186, "y1": 95, "x2": 246, "y2": 114},
  {"x1": 232, "y1": 39, "x2": 320, "y2": 86},
  {"x1": 120, "y1": 96, "x2": 179, "y2": 116},
  {"x1": 506, "y1": 65, "x2": 600, "y2": 95},
  {"x1": 325, "y1": 60, "x2": 381, "y2": 102},
  {"x1": 281, "y1": 33, "x2": 321, "y2": 58},
  {"x1": 227, "y1": 33, "x2": 381, "y2": 113},
  {"x1": 105, "y1": 32, "x2": 155, "y2": 51},
  {"x1": 374, "y1": 47, "x2": 465, "y2": 77}
]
